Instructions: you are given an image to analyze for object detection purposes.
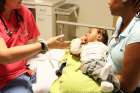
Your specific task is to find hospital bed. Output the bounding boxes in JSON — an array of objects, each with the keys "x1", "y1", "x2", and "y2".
[{"x1": 27, "y1": 21, "x2": 114, "y2": 93}]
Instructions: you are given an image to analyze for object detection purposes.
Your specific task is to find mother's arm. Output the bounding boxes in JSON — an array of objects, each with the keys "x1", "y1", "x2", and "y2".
[{"x1": 120, "y1": 43, "x2": 140, "y2": 92}]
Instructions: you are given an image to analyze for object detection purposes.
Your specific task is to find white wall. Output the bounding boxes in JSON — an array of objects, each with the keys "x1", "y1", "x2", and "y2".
[{"x1": 66, "y1": 0, "x2": 113, "y2": 37}]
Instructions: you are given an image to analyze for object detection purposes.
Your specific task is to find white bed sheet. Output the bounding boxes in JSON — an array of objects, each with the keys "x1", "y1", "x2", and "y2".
[{"x1": 27, "y1": 49, "x2": 65, "y2": 93}]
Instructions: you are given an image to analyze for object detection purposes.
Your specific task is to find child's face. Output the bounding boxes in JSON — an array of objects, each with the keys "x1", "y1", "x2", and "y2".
[{"x1": 81, "y1": 28, "x2": 100, "y2": 43}]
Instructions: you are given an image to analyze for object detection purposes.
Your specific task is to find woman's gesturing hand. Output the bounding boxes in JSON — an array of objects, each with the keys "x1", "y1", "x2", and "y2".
[{"x1": 46, "y1": 34, "x2": 70, "y2": 49}]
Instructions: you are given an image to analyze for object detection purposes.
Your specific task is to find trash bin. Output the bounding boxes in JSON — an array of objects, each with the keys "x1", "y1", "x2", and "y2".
[{"x1": 55, "y1": 3, "x2": 79, "y2": 40}]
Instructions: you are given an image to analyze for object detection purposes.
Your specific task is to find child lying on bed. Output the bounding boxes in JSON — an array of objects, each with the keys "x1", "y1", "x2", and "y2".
[{"x1": 56, "y1": 28, "x2": 120, "y2": 93}]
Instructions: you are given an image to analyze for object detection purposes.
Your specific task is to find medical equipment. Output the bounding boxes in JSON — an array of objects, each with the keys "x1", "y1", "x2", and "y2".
[
  {"x1": 0, "y1": 16, "x2": 13, "y2": 37},
  {"x1": 0, "y1": 10, "x2": 22, "y2": 37},
  {"x1": 23, "y1": 0, "x2": 65, "y2": 39},
  {"x1": 55, "y1": 3, "x2": 79, "y2": 40}
]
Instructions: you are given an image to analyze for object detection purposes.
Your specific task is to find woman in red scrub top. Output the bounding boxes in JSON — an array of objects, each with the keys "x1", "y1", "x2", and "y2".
[{"x1": 0, "y1": 0, "x2": 69, "y2": 93}]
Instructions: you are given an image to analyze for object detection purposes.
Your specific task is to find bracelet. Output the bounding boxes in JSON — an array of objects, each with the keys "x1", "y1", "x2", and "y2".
[{"x1": 39, "y1": 40, "x2": 48, "y2": 54}]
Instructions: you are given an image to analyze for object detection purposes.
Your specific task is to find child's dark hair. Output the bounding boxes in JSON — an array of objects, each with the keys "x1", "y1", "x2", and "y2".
[
  {"x1": 0, "y1": 0, "x2": 5, "y2": 13},
  {"x1": 97, "y1": 28, "x2": 108, "y2": 45}
]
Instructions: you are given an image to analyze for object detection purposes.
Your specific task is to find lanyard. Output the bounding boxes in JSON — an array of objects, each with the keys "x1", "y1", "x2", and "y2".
[{"x1": 0, "y1": 16, "x2": 13, "y2": 37}]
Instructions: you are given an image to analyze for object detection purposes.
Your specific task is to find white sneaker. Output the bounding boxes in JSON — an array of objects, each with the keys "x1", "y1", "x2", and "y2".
[{"x1": 101, "y1": 81, "x2": 114, "y2": 93}]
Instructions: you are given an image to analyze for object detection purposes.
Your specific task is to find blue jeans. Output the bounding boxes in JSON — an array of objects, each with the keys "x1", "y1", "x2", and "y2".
[{"x1": 0, "y1": 74, "x2": 34, "y2": 93}]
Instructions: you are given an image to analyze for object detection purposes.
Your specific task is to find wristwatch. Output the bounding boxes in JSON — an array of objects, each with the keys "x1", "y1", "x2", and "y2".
[{"x1": 39, "y1": 40, "x2": 48, "y2": 54}]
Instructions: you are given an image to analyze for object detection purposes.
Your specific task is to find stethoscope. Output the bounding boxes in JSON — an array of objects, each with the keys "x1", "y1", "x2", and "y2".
[{"x1": 0, "y1": 16, "x2": 13, "y2": 37}]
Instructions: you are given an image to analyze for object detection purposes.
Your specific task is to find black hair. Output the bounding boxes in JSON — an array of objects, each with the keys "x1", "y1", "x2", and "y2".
[
  {"x1": 134, "y1": 0, "x2": 140, "y2": 18},
  {"x1": 132, "y1": 0, "x2": 140, "y2": 6},
  {"x1": 0, "y1": 0, "x2": 5, "y2": 13},
  {"x1": 0, "y1": 0, "x2": 23, "y2": 22},
  {"x1": 127, "y1": 0, "x2": 140, "y2": 17},
  {"x1": 97, "y1": 28, "x2": 108, "y2": 45}
]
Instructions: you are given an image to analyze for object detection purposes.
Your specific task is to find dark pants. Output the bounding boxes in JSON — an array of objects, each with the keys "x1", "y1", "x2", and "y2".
[
  {"x1": 115, "y1": 87, "x2": 140, "y2": 93},
  {"x1": 0, "y1": 74, "x2": 34, "y2": 93},
  {"x1": 133, "y1": 87, "x2": 140, "y2": 93}
]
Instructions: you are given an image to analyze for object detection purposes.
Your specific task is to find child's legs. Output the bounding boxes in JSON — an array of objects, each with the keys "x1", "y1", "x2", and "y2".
[{"x1": 81, "y1": 59, "x2": 105, "y2": 80}]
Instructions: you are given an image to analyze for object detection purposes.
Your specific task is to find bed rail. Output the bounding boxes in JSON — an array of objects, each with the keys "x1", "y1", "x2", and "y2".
[{"x1": 56, "y1": 20, "x2": 115, "y2": 31}]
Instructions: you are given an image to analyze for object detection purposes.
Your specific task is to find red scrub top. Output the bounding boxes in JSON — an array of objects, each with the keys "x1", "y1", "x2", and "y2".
[{"x1": 0, "y1": 5, "x2": 40, "y2": 89}]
